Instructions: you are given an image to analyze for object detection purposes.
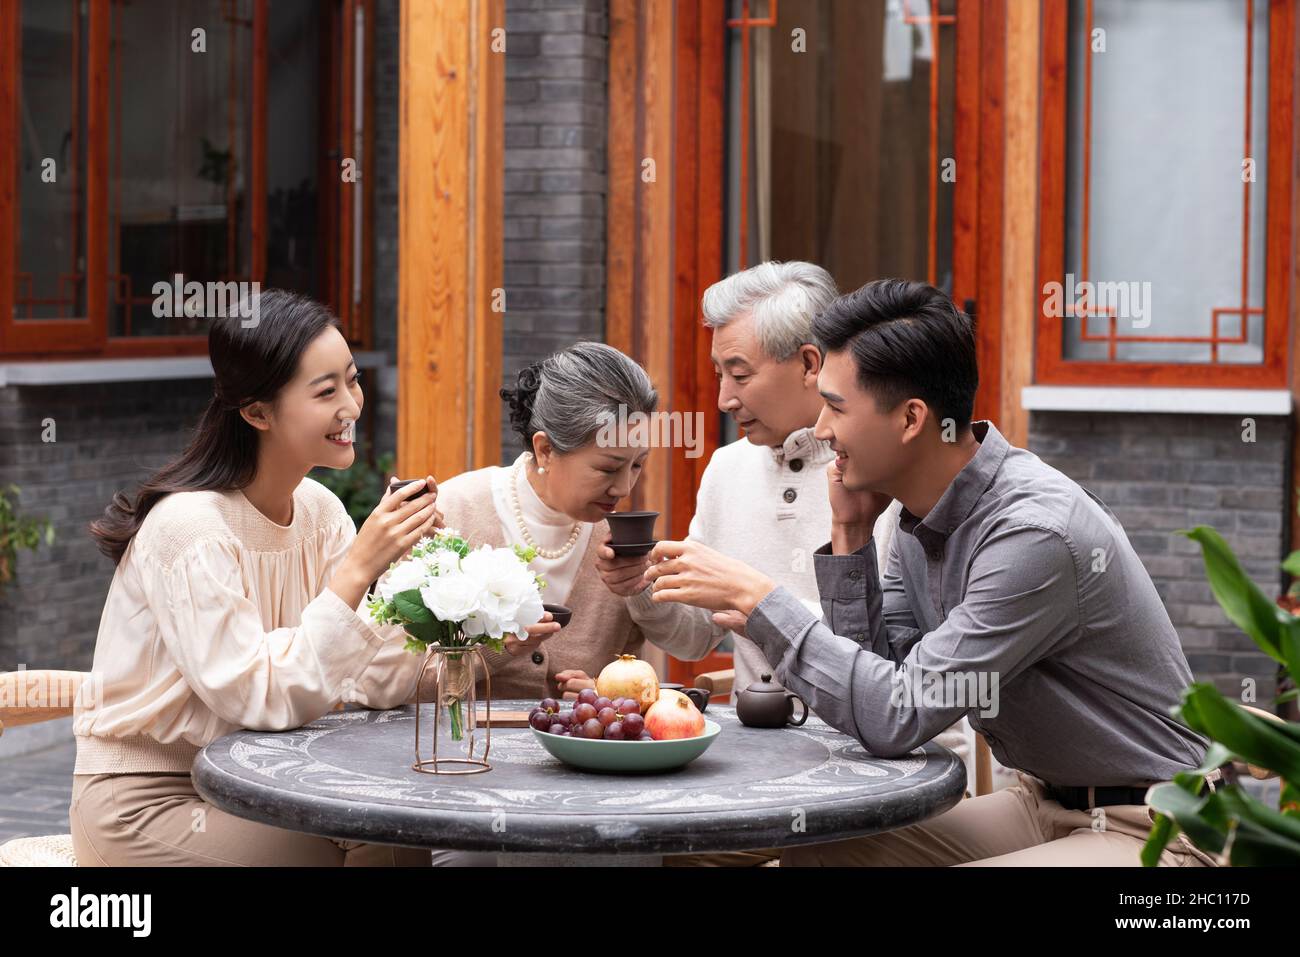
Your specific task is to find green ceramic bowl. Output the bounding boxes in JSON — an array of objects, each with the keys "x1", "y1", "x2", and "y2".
[{"x1": 530, "y1": 720, "x2": 721, "y2": 773}]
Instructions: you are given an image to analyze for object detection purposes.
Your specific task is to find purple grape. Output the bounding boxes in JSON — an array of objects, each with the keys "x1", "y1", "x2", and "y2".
[
  {"x1": 597, "y1": 707, "x2": 618, "y2": 727},
  {"x1": 547, "y1": 723, "x2": 567, "y2": 735},
  {"x1": 540, "y1": 697, "x2": 560, "y2": 714},
  {"x1": 574, "y1": 703, "x2": 597, "y2": 723},
  {"x1": 581, "y1": 718, "x2": 605, "y2": 739},
  {"x1": 577, "y1": 688, "x2": 599, "y2": 707},
  {"x1": 638, "y1": 732, "x2": 653, "y2": 740},
  {"x1": 621, "y1": 713, "x2": 645, "y2": 737},
  {"x1": 605, "y1": 721, "x2": 625, "y2": 740},
  {"x1": 529, "y1": 710, "x2": 553, "y2": 732},
  {"x1": 594, "y1": 696, "x2": 612, "y2": 713},
  {"x1": 617, "y1": 699, "x2": 641, "y2": 717}
]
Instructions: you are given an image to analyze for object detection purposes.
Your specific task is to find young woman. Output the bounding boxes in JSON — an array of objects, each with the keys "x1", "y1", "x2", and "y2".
[
  {"x1": 70, "y1": 290, "x2": 441, "y2": 867},
  {"x1": 435, "y1": 342, "x2": 659, "y2": 702}
]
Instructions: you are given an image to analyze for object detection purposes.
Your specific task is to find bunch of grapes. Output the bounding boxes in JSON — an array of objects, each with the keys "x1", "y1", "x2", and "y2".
[{"x1": 529, "y1": 688, "x2": 652, "y2": 740}]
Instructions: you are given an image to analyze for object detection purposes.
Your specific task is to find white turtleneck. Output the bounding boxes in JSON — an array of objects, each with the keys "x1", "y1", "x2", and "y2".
[{"x1": 487, "y1": 452, "x2": 594, "y2": 607}]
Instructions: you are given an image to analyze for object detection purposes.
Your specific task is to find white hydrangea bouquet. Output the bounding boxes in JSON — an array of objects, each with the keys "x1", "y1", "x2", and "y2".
[{"x1": 367, "y1": 528, "x2": 546, "y2": 741}]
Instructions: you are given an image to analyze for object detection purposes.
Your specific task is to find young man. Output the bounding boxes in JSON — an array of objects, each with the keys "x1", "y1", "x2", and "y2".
[{"x1": 644, "y1": 279, "x2": 1215, "y2": 866}]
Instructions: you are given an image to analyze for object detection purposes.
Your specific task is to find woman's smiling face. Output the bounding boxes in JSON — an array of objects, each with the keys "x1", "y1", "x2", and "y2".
[{"x1": 241, "y1": 327, "x2": 364, "y2": 471}]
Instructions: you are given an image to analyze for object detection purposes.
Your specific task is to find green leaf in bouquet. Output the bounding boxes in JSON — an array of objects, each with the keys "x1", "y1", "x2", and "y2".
[
  {"x1": 1180, "y1": 526, "x2": 1288, "y2": 664},
  {"x1": 393, "y1": 589, "x2": 434, "y2": 624},
  {"x1": 402, "y1": 619, "x2": 443, "y2": 647}
]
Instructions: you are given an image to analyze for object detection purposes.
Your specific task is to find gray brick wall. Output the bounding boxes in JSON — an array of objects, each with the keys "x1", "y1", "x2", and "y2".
[
  {"x1": 369, "y1": 0, "x2": 400, "y2": 465},
  {"x1": 500, "y1": 0, "x2": 609, "y2": 462},
  {"x1": 1028, "y1": 410, "x2": 1289, "y2": 702},
  {"x1": 0, "y1": 380, "x2": 213, "y2": 670}
]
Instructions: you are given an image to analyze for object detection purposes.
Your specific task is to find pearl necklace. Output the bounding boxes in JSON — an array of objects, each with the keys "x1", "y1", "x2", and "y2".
[{"x1": 510, "y1": 459, "x2": 582, "y2": 559}]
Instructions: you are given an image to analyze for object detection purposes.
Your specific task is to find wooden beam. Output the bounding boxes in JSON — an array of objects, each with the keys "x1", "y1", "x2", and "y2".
[
  {"x1": 397, "y1": 0, "x2": 503, "y2": 481},
  {"x1": 998, "y1": 0, "x2": 1040, "y2": 448}
]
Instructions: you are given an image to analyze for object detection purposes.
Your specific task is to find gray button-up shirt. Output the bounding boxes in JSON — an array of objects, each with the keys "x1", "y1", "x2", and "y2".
[{"x1": 747, "y1": 421, "x2": 1208, "y2": 787}]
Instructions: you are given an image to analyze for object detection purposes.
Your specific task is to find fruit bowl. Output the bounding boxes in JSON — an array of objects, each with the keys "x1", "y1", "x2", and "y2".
[{"x1": 530, "y1": 720, "x2": 721, "y2": 773}]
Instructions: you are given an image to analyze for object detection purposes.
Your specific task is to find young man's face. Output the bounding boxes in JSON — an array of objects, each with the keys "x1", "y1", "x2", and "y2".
[{"x1": 812, "y1": 348, "x2": 907, "y2": 493}]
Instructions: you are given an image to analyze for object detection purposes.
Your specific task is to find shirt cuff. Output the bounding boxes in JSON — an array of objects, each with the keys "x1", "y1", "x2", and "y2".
[
  {"x1": 747, "y1": 585, "x2": 820, "y2": 674},
  {"x1": 316, "y1": 586, "x2": 391, "y2": 651},
  {"x1": 813, "y1": 538, "x2": 876, "y2": 600}
]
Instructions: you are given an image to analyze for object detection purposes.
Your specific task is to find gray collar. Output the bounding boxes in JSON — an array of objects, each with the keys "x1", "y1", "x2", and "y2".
[{"x1": 899, "y1": 421, "x2": 1009, "y2": 553}]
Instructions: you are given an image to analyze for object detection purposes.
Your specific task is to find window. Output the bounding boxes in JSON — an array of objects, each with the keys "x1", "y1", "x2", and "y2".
[
  {"x1": 0, "y1": 0, "x2": 372, "y2": 358},
  {"x1": 1035, "y1": 0, "x2": 1295, "y2": 387}
]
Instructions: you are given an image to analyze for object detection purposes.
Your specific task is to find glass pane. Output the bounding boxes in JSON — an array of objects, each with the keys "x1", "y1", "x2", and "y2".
[
  {"x1": 1062, "y1": 0, "x2": 1268, "y2": 364},
  {"x1": 107, "y1": 0, "x2": 254, "y2": 337},
  {"x1": 725, "y1": 0, "x2": 957, "y2": 292},
  {"x1": 15, "y1": 0, "x2": 89, "y2": 320},
  {"x1": 265, "y1": 0, "x2": 322, "y2": 300}
]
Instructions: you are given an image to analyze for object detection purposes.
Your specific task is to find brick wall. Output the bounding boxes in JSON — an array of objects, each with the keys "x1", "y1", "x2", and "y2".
[
  {"x1": 1028, "y1": 410, "x2": 1289, "y2": 702},
  {"x1": 0, "y1": 380, "x2": 213, "y2": 670},
  {"x1": 499, "y1": 0, "x2": 609, "y2": 462}
]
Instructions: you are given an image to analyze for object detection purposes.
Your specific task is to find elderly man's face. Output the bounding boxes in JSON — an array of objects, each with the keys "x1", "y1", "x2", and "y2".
[{"x1": 710, "y1": 311, "x2": 818, "y2": 448}]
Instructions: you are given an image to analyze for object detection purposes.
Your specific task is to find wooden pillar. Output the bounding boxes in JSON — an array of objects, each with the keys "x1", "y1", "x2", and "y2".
[
  {"x1": 606, "y1": 0, "x2": 677, "y2": 525},
  {"x1": 998, "y1": 0, "x2": 1041, "y2": 448},
  {"x1": 397, "y1": 0, "x2": 504, "y2": 481}
]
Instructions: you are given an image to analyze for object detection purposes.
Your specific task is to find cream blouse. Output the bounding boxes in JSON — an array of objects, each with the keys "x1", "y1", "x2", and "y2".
[{"x1": 72, "y1": 477, "x2": 423, "y2": 774}]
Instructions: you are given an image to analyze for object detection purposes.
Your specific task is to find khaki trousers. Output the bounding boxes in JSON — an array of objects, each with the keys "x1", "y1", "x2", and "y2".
[
  {"x1": 780, "y1": 771, "x2": 1218, "y2": 867},
  {"x1": 70, "y1": 773, "x2": 431, "y2": 867}
]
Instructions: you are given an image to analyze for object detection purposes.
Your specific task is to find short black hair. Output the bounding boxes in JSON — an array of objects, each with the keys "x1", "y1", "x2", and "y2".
[{"x1": 813, "y1": 279, "x2": 978, "y2": 428}]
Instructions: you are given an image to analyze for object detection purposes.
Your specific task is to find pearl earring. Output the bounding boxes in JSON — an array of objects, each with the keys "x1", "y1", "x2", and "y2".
[{"x1": 538, "y1": 466, "x2": 547, "y2": 474}]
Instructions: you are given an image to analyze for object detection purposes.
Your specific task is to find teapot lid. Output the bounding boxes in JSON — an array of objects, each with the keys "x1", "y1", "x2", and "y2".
[{"x1": 743, "y1": 673, "x2": 785, "y2": 694}]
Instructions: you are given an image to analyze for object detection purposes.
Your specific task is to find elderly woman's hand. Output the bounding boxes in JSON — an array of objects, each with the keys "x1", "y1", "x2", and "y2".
[
  {"x1": 502, "y1": 612, "x2": 562, "y2": 656},
  {"x1": 594, "y1": 536, "x2": 652, "y2": 596},
  {"x1": 555, "y1": 669, "x2": 597, "y2": 699}
]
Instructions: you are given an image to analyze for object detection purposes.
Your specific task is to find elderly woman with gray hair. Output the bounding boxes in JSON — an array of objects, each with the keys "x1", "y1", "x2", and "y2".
[{"x1": 434, "y1": 341, "x2": 659, "y2": 701}]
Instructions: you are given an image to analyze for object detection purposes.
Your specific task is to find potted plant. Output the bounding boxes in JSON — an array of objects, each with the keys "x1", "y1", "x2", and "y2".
[
  {"x1": 1142, "y1": 526, "x2": 1300, "y2": 866},
  {"x1": 0, "y1": 484, "x2": 55, "y2": 597}
]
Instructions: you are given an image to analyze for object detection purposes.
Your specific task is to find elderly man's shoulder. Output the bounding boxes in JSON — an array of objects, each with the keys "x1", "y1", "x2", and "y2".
[{"x1": 703, "y1": 435, "x2": 770, "y2": 473}]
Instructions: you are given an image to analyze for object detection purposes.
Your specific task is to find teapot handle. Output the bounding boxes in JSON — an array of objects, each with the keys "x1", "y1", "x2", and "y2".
[{"x1": 786, "y1": 693, "x2": 808, "y2": 726}]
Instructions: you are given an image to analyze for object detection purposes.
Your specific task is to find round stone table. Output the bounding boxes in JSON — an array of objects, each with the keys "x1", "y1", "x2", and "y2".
[{"x1": 192, "y1": 700, "x2": 967, "y2": 865}]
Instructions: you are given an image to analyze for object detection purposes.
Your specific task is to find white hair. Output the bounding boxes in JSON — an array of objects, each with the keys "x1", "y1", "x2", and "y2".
[{"x1": 700, "y1": 261, "x2": 839, "y2": 361}]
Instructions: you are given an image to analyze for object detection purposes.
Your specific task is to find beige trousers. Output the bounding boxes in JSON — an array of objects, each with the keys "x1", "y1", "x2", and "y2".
[
  {"x1": 70, "y1": 773, "x2": 431, "y2": 867},
  {"x1": 780, "y1": 771, "x2": 1218, "y2": 867}
]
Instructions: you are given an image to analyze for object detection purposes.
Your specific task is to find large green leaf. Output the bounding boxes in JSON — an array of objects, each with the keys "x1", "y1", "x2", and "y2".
[
  {"x1": 1181, "y1": 684, "x2": 1300, "y2": 780},
  {"x1": 1216, "y1": 786, "x2": 1300, "y2": 845},
  {"x1": 1181, "y1": 526, "x2": 1287, "y2": 664},
  {"x1": 1145, "y1": 782, "x2": 1228, "y2": 854},
  {"x1": 1224, "y1": 818, "x2": 1300, "y2": 866},
  {"x1": 1141, "y1": 813, "x2": 1178, "y2": 867}
]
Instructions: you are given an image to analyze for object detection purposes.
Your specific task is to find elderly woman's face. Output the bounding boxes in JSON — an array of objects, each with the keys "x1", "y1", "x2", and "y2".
[
  {"x1": 710, "y1": 312, "x2": 819, "y2": 449},
  {"x1": 531, "y1": 435, "x2": 651, "y2": 523}
]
